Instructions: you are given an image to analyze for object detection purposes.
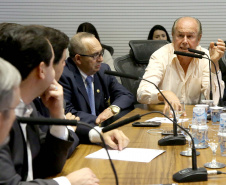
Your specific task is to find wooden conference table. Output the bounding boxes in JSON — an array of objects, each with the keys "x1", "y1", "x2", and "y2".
[{"x1": 54, "y1": 105, "x2": 226, "y2": 185}]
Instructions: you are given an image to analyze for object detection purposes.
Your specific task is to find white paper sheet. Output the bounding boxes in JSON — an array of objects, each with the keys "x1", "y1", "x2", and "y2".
[
  {"x1": 85, "y1": 148, "x2": 165, "y2": 163},
  {"x1": 145, "y1": 117, "x2": 189, "y2": 123}
]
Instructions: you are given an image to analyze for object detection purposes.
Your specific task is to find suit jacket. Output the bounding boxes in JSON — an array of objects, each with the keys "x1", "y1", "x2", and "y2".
[
  {"x1": 59, "y1": 57, "x2": 135, "y2": 126},
  {"x1": 0, "y1": 104, "x2": 79, "y2": 185},
  {"x1": 33, "y1": 97, "x2": 92, "y2": 144}
]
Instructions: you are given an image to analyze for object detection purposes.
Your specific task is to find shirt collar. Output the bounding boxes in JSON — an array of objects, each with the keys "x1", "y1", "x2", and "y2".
[{"x1": 15, "y1": 99, "x2": 33, "y2": 117}]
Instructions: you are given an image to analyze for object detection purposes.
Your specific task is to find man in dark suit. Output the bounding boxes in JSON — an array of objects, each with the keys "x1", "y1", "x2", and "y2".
[
  {"x1": 34, "y1": 26, "x2": 130, "y2": 147},
  {"x1": 0, "y1": 25, "x2": 99, "y2": 185},
  {"x1": 59, "y1": 32, "x2": 134, "y2": 126}
]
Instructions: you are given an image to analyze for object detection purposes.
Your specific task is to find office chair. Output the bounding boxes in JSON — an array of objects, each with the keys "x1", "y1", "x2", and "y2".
[
  {"x1": 114, "y1": 40, "x2": 169, "y2": 104},
  {"x1": 218, "y1": 41, "x2": 226, "y2": 102},
  {"x1": 102, "y1": 44, "x2": 114, "y2": 56}
]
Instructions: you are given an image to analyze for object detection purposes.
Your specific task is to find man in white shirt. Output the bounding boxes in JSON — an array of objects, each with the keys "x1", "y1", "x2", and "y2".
[{"x1": 137, "y1": 16, "x2": 225, "y2": 114}]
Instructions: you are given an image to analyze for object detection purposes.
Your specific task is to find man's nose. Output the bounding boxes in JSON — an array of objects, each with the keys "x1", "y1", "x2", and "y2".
[{"x1": 182, "y1": 36, "x2": 188, "y2": 43}]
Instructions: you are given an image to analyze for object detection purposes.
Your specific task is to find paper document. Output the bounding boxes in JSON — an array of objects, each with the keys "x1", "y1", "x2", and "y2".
[
  {"x1": 146, "y1": 117, "x2": 189, "y2": 123},
  {"x1": 85, "y1": 148, "x2": 165, "y2": 163}
]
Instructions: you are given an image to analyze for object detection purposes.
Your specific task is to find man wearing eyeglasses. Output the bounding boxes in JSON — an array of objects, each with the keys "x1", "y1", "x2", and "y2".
[{"x1": 59, "y1": 32, "x2": 134, "y2": 127}]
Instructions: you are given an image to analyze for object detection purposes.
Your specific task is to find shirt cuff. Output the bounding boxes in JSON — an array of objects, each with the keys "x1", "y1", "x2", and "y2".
[
  {"x1": 50, "y1": 125, "x2": 69, "y2": 141},
  {"x1": 89, "y1": 126, "x2": 103, "y2": 143},
  {"x1": 53, "y1": 176, "x2": 71, "y2": 185}
]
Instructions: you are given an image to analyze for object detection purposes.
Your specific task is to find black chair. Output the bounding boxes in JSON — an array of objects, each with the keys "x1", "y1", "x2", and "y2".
[
  {"x1": 114, "y1": 40, "x2": 169, "y2": 104},
  {"x1": 102, "y1": 44, "x2": 114, "y2": 56},
  {"x1": 218, "y1": 42, "x2": 226, "y2": 102}
]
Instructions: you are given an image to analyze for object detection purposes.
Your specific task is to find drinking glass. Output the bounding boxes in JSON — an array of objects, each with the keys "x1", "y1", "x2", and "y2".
[
  {"x1": 180, "y1": 121, "x2": 200, "y2": 157},
  {"x1": 204, "y1": 126, "x2": 226, "y2": 168}
]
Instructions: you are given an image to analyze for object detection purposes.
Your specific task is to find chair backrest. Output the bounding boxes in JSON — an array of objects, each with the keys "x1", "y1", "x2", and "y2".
[
  {"x1": 114, "y1": 40, "x2": 169, "y2": 103},
  {"x1": 102, "y1": 44, "x2": 114, "y2": 56},
  {"x1": 219, "y1": 41, "x2": 226, "y2": 101}
]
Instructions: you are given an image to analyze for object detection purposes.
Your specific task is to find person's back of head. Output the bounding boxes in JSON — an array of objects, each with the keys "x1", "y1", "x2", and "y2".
[
  {"x1": 43, "y1": 27, "x2": 69, "y2": 65},
  {"x1": 148, "y1": 25, "x2": 171, "y2": 42},
  {"x1": 76, "y1": 22, "x2": 100, "y2": 42},
  {"x1": 0, "y1": 25, "x2": 52, "y2": 80}
]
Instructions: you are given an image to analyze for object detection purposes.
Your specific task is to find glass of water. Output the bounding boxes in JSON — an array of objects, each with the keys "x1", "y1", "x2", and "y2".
[
  {"x1": 204, "y1": 126, "x2": 226, "y2": 168},
  {"x1": 180, "y1": 121, "x2": 200, "y2": 157}
]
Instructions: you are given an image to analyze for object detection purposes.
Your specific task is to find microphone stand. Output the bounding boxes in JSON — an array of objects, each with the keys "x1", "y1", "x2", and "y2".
[
  {"x1": 187, "y1": 48, "x2": 223, "y2": 106},
  {"x1": 141, "y1": 78, "x2": 186, "y2": 146},
  {"x1": 102, "y1": 110, "x2": 207, "y2": 182},
  {"x1": 104, "y1": 70, "x2": 186, "y2": 146},
  {"x1": 202, "y1": 55, "x2": 224, "y2": 106}
]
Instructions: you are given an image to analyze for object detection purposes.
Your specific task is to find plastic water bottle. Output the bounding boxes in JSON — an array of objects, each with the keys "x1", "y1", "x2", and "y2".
[
  {"x1": 191, "y1": 106, "x2": 208, "y2": 149},
  {"x1": 218, "y1": 113, "x2": 226, "y2": 156}
]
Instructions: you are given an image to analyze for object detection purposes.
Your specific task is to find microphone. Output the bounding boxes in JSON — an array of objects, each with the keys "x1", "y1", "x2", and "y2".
[
  {"x1": 174, "y1": 51, "x2": 203, "y2": 59},
  {"x1": 188, "y1": 48, "x2": 205, "y2": 55},
  {"x1": 105, "y1": 70, "x2": 186, "y2": 146},
  {"x1": 101, "y1": 98, "x2": 208, "y2": 182},
  {"x1": 102, "y1": 114, "x2": 141, "y2": 133},
  {"x1": 17, "y1": 116, "x2": 79, "y2": 125},
  {"x1": 104, "y1": 70, "x2": 139, "y2": 80},
  {"x1": 187, "y1": 48, "x2": 213, "y2": 100},
  {"x1": 176, "y1": 50, "x2": 223, "y2": 106}
]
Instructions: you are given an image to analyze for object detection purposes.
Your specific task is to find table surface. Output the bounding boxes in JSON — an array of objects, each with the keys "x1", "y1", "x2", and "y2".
[{"x1": 53, "y1": 104, "x2": 226, "y2": 185}]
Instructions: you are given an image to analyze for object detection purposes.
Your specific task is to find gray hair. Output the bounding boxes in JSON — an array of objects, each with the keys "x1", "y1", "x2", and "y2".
[
  {"x1": 172, "y1": 17, "x2": 202, "y2": 36},
  {"x1": 68, "y1": 32, "x2": 95, "y2": 58},
  {"x1": 0, "y1": 58, "x2": 21, "y2": 112}
]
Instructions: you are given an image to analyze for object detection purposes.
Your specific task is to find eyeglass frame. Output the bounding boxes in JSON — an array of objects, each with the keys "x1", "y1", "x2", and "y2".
[{"x1": 77, "y1": 49, "x2": 105, "y2": 60}]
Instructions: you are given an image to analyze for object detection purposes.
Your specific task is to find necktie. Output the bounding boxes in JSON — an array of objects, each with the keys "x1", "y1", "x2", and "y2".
[{"x1": 85, "y1": 76, "x2": 96, "y2": 115}]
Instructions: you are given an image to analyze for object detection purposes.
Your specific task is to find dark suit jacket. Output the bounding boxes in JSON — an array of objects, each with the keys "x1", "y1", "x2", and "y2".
[
  {"x1": 33, "y1": 97, "x2": 92, "y2": 144},
  {"x1": 0, "y1": 104, "x2": 79, "y2": 185},
  {"x1": 59, "y1": 57, "x2": 134, "y2": 126}
]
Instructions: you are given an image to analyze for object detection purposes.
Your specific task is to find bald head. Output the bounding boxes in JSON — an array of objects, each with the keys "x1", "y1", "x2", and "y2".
[{"x1": 172, "y1": 17, "x2": 202, "y2": 36}]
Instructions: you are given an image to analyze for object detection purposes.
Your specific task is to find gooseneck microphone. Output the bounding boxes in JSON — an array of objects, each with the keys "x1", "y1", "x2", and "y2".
[
  {"x1": 102, "y1": 114, "x2": 141, "y2": 133},
  {"x1": 174, "y1": 51, "x2": 203, "y2": 59},
  {"x1": 188, "y1": 48, "x2": 205, "y2": 55},
  {"x1": 17, "y1": 116, "x2": 79, "y2": 125},
  {"x1": 104, "y1": 70, "x2": 186, "y2": 146},
  {"x1": 174, "y1": 50, "x2": 223, "y2": 106},
  {"x1": 188, "y1": 48, "x2": 213, "y2": 100}
]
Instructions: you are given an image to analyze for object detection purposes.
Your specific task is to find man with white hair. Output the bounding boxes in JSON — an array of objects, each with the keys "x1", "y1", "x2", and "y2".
[{"x1": 0, "y1": 58, "x2": 21, "y2": 146}]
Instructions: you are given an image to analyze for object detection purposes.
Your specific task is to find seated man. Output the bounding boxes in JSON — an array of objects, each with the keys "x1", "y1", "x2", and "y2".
[
  {"x1": 0, "y1": 25, "x2": 99, "y2": 185},
  {"x1": 59, "y1": 32, "x2": 134, "y2": 126},
  {"x1": 137, "y1": 16, "x2": 225, "y2": 114},
  {"x1": 33, "y1": 26, "x2": 129, "y2": 147},
  {"x1": 0, "y1": 58, "x2": 21, "y2": 146}
]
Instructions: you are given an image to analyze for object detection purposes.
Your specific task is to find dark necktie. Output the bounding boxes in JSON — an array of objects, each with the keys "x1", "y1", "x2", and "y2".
[{"x1": 85, "y1": 76, "x2": 96, "y2": 115}]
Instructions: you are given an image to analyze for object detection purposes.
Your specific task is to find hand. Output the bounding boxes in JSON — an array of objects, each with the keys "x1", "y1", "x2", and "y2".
[
  {"x1": 102, "y1": 129, "x2": 130, "y2": 150},
  {"x1": 65, "y1": 112, "x2": 80, "y2": 131},
  {"x1": 95, "y1": 108, "x2": 114, "y2": 125},
  {"x1": 209, "y1": 39, "x2": 225, "y2": 72},
  {"x1": 66, "y1": 167, "x2": 99, "y2": 185},
  {"x1": 159, "y1": 91, "x2": 187, "y2": 117},
  {"x1": 41, "y1": 80, "x2": 64, "y2": 118}
]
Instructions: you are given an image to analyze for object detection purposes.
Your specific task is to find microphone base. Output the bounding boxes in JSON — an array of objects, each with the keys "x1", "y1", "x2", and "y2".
[
  {"x1": 173, "y1": 167, "x2": 207, "y2": 182},
  {"x1": 158, "y1": 135, "x2": 186, "y2": 146}
]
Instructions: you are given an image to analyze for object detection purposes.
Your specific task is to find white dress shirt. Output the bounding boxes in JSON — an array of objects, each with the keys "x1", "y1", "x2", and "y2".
[{"x1": 137, "y1": 43, "x2": 224, "y2": 105}]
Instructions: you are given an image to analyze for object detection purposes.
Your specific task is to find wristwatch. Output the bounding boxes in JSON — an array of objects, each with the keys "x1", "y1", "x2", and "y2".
[{"x1": 109, "y1": 105, "x2": 120, "y2": 116}]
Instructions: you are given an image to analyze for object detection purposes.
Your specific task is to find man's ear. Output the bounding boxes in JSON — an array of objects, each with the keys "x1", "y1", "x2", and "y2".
[
  {"x1": 197, "y1": 34, "x2": 202, "y2": 45},
  {"x1": 0, "y1": 112, "x2": 3, "y2": 128},
  {"x1": 37, "y1": 62, "x2": 46, "y2": 79},
  {"x1": 74, "y1": 54, "x2": 82, "y2": 65}
]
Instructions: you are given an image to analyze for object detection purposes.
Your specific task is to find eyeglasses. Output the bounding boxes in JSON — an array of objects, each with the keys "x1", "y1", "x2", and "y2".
[{"x1": 78, "y1": 49, "x2": 104, "y2": 60}]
